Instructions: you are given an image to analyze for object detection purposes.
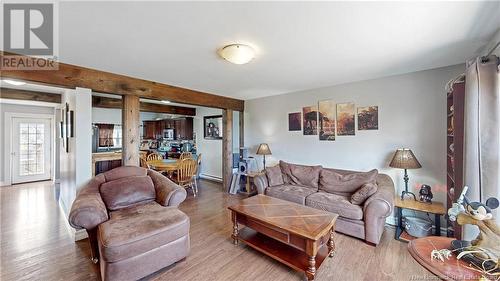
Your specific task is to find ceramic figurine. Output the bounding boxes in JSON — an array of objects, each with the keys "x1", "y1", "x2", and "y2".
[
  {"x1": 418, "y1": 184, "x2": 433, "y2": 203},
  {"x1": 448, "y1": 186, "x2": 500, "y2": 274}
]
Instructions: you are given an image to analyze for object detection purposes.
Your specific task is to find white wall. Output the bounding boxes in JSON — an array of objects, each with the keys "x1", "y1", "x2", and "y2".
[
  {"x1": 59, "y1": 88, "x2": 92, "y2": 216},
  {"x1": 193, "y1": 108, "x2": 241, "y2": 181},
  {"x1": 194, "y1": 107, "x2": 223, "y2": 180},
  {"x1": 245, "y1": 65, "x2": 464, "y2": 220},
  {"x1": 0, "y1": 103, "x2": 56, "y2": 185}
]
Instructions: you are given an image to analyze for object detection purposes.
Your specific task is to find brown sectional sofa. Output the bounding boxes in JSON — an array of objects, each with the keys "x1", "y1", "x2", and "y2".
[
  {"x1": 69, "y1": 166, "x2": 189, "y2": 281},
  {"x1": 254, "y1": 161, "x2": 394, "y2": 245}
]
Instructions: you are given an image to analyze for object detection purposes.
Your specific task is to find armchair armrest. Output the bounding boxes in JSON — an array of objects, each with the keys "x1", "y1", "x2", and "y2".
[
  {"x1": 148, "y1": 169, "x2": 187, "y2": 207},
  {"x1": 254, "y1": 174, "x2": 269, "y2": 195},
  {"x1": 69, "y1": 176, "x2": 108, "y2": 230},
  {"x1": 363, "y1": 174, "x2": 395, "y2": 244}
]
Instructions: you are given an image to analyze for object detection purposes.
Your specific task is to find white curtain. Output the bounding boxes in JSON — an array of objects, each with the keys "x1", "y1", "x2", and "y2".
[{"x1": 463, "y1": 55, "x2": 500, "y2": 239}]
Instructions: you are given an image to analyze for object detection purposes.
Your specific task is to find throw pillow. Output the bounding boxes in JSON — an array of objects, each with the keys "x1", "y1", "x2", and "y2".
[
  {"x1": 319, "y1": 169, "x2": 378, "y2": 196},
  {"x1": 100, "y1": 175, "x2": 156, "y2": 211},
  {"x1": 266, "y1": 165, "x2": 284, "y2": 187},
  {"x1": 351, "y1": 182, "x2": 378, "y2": 205},
  {"x1": 289, "y1": 164, "x2": 322, "y2": 189},
  {"x1": 279, "y1": 160, "x2": 293, "y2": 184}
]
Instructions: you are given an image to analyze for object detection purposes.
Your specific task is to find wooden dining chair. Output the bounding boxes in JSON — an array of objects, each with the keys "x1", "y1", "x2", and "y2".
[
  {"x1": 195, "y1": 153, "x2": 202, "y2": 179},
  {"x1": 174, "y1": 158, "x2": 198, "y2": 196},
  {"x1": 139, "y1": 157, "x2": 150, "y2": 169},
  {"x1": 146, "y1": 153, "x2": 163, "y2": 161},
  {"x1": 179, "y1": 152, "x2": 192, "y2": 160}
]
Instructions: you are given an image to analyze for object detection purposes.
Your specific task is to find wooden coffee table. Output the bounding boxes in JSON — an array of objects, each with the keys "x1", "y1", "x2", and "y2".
[{"x1": 228, "y1": 195, "x2": 338, "y2": 280}]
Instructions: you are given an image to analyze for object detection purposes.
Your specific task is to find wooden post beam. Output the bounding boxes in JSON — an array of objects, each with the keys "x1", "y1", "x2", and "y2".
[
  {"x1": 92, "y1": 96, "x2": 196, "y2": 116},
  {"x1": 122, "y1": 95, "x2": 140, "y2": 166},
  {"x1": 0, "y1": 87, "x2": 61, "y2": 103},
  {"x1": 1, "y1": 51, "x2": 244, "y2": 111},
  {"x1": 222, "y1": 109, "x2": 233, "y2": 192}
]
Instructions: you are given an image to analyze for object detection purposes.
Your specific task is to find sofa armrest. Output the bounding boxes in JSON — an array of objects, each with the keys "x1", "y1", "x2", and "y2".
[
  {"x1": 362, "y1": 174, "x2": 395, "y2": 244},
  {"x1": 148, "y1": 169, "x2": 187, "y2": 207},
  {"x1": 254, "y1": 174, "x2": 269, "y2": 195},
  {"x1": 69, "y1": 176, "x2": 109, "y2": 230}
]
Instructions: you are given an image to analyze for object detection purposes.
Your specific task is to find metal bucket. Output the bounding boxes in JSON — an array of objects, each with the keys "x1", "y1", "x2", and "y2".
[{"x1": 403, "y1": 216, "x2": 432, "y2": 237}]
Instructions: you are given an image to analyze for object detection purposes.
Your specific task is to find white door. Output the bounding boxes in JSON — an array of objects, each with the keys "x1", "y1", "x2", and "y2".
[{"x1": 11, "y1": 118, "x2": 52, "y2": 184}]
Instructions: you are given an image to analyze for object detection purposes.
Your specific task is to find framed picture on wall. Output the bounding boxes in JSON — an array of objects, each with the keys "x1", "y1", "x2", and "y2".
[
  {"x1": 303, "y1": 105, "x2": 318, "y2": 135},
  {"x1": 288, "y1": 112, "x2": 301, "y2": 131},
  {"x1": 358, "y1": 106, "x2": 379, "y2": 130},
  {"x1": 318, "y1": 100, "x2": 336, "y2": 141},
  {"x1": 204, "y1": 115, "x2": 223, "y2": 139},
  {"x1": 336, "y1": 103, "x2": 355, "y2": 136}
]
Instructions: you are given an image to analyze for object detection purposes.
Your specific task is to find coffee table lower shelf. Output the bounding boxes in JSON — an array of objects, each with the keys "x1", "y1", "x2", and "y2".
[{"x1": 237, "y1": 227, "x2": 329, "y2": 277}]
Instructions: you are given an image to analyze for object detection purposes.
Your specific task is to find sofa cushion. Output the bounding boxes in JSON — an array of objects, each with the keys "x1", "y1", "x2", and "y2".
[
  {"x1": 265, "y1": 166, "x2": 284, "y2": 187},
  {"x1": 98, "y1": 201, "x2": 190, "y2": 262},
  {"x1": 306, "y1": 191, "x2": 363, "y2": 220},
  {"x1": 265, "y1": 184, "x2": 316, "y2": 205},
  {"x1": 351, "y1": 182, "x2": 378, "y2": 205},
  {"x1": 100, "y1": 176, "x2": 156, "y2": 211},
  {"x1": 289, "y1": 164, "x2": 322, "y2": 189},
  {"x1": 319, "y1": 168, "x2": 378, "y2": 196}
]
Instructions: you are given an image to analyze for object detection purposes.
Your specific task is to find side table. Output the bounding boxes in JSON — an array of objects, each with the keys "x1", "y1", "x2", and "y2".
[{"x1": 395, "y1": 197, "x2": 446, "y2": 242}]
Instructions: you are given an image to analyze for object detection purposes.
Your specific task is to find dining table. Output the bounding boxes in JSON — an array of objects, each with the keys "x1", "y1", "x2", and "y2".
[
  {"x1": 147, "y1": 159, "x2": 180, "y2": 172},
  {"x1": 147, "y1": 155, "x2": 198, "y2": 174}
]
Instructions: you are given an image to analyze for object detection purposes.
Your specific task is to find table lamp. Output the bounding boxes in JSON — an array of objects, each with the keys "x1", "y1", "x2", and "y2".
[
  {"x1": 389, "y1": 148, "x2": 422, "y2": 200},
  {"x1": 256, "y1": 143, "x2": 272, "y2": 170}
]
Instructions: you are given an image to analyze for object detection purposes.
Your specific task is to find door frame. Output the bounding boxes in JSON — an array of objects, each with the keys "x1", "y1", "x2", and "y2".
[{"x1": 3, "y1": 112, "x2": 55, "y2": 186}]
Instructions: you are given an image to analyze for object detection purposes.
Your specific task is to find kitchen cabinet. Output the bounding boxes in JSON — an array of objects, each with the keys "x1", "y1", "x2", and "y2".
[
  {"x1": 143, "y1": 121, "x2": 157, "y2": 139},
  {"x1": 142, "y1": 117, "x2": 193, "y2": 140},
  {"x1": 176, "y1": 118, "x2": 193, "y2": 140}
]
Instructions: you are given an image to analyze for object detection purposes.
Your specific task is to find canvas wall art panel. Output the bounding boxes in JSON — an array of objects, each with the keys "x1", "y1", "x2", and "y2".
[
  {"x1": 358, "y1": 106, "x2": 379, "y2": 130},
  {"x1": 318, "y1": 100, "x2": 335, "y2": 141},
  {"x1": 302, "y1": 106, "x2": 318, "y2": 135},
  {"x1": 336, "y1": 103, "x2": 355, "y2": 136},
  {"x1": 288, "y1": 112, "x2": 302, "y2": 131}
]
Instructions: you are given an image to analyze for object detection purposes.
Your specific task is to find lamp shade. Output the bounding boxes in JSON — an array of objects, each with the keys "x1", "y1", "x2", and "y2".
[
  {"x1": 256, "y1": 143, "x2": 272, "y2": 155},
  {"x1": 389, "y1": 149, "x2": 422, "y2": 169}
]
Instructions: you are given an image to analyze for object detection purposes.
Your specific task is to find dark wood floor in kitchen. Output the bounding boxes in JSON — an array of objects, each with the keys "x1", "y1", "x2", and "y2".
[{"x1": 1, "y1": 179, "x2": 432, "y2": 281}]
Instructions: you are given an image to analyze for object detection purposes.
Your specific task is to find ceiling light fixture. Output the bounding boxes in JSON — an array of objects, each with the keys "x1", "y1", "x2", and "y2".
[
  {"x1": 218, "y1": 44, "x2": 255, "y2": 65},
  {"x1": 2, "y1": 79, "x2": 26, "y2": 86},
  {"x1": 161, "y1": 100, "x2": 171, "y2": 104}
]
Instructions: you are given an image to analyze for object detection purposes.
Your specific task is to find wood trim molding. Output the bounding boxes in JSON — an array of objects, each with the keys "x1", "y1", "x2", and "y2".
[
  {"x1": 92, "y1": 96, "x2": 196, "y2": 116},
  {"x1": 0, "y1": 51, "x2": 244, "y2": 111},
  {"x1": 0, "y1": 87, "x2": 61, "y2": 103}
]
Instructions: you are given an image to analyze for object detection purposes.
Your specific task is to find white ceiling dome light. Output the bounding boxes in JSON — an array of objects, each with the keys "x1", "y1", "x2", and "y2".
[{"x1": 218, "y1": 44, "x2": 255, "y2": 65}]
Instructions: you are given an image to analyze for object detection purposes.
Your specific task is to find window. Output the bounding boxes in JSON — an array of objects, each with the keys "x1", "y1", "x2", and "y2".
[
  {"x1": 97, "y1": 124, "x2": 122, "y2": 148},
  {"x1": 19, "y1": 123, "x2": 45, "y2": 175}
]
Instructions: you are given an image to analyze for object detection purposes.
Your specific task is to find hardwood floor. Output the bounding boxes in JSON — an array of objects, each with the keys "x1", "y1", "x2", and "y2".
[{"x1": 0, "y1": 180, "x2": 433, "y2": 281}]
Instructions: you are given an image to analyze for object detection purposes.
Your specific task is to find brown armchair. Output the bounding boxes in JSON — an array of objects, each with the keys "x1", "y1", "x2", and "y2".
[{"x1": 69, "y1": 166, "x2": 189, "y2": 281}]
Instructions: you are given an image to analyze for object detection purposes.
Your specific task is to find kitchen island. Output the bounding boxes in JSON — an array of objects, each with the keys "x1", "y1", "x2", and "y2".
[{"x1": 92, "y1": 151, "x2": 122, "y2": 176}]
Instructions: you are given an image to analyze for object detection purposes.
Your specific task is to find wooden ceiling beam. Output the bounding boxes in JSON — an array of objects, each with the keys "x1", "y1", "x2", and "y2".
[
  {"x1": 0, "y1": 87, "x2": 62, "y2": 103},
  {"x1": 92, "y1": 96, "x2": 196, "y2": 116},
  {"x1": 0, "y1": 51, "x2": 244, "y2": 111}
]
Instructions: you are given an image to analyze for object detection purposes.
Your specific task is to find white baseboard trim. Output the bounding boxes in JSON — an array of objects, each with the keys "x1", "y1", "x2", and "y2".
[
  {"x1": 200, "y1": 174, "x2": 223, "y2": 182},
  {"x1": 0, "y1": 181, "x2": 9, "y2": 187}
]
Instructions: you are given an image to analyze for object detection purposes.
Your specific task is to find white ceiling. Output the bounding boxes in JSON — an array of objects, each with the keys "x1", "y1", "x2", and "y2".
[{"x1": 56, "y1": 1, "x2": 499, "y2": 100}]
